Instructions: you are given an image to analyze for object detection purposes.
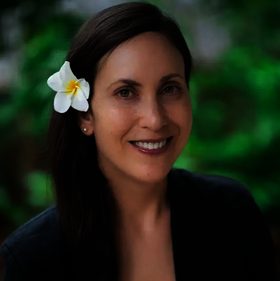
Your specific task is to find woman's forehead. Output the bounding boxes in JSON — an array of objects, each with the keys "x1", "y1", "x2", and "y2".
[{"x1": 95, "y1": 32, "x2": 185, "y2": 83}]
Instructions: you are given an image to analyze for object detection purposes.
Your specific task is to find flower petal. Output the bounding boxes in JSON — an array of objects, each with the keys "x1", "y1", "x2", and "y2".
[
  {"x1": 78, "y1": 79, "x2": 90, "y2": 99},
  {"x1": 59, "y1": 61, "x2": 77, "y2": 84},
  {"x1": 71, "y1": 89, "x2": 89, "y2": 112},
  {"x1": 48, "y1": 61, "x2": 90, "y2": 113},
  {"x1": 54, "y1": 92, "x2": 72, "y2": 113},
  {"x1": 47, "y1": 72, "x2": 64, "y2": 92}
]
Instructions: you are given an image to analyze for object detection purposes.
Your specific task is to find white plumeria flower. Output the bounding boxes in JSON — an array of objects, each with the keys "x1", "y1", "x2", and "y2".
[{"x1": 47, "y1": 61, "x2": 90, "y2": 113}]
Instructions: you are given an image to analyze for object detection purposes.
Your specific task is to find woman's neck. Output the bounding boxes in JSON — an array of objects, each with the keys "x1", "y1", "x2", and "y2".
[{"x1": 107, "y1": 175, "x2": 169, "y2": 233}]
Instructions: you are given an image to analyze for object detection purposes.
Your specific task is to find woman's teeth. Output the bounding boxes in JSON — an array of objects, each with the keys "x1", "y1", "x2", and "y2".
[{"x1": 134, "y1": 139, "x2": 167, "y2": 150}]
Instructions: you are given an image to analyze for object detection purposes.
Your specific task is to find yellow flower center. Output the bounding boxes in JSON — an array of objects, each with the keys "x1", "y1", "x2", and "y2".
[{"x1": 66, "y1": 80, "x2": 80, "y2": 95}]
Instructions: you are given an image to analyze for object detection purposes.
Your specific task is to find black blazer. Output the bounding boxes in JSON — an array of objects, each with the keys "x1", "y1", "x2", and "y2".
[{"x1": 0, "y1": 168, "x2": 278, "y2": 280}]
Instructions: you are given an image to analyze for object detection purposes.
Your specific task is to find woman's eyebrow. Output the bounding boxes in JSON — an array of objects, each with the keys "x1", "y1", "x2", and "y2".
[
  {"x1": 107, "y1": 79, "x2": 141, "y2": 90},
  {"x1": 159, "y1": 73, "x2": 184, "y2": 84},
  {"x1": 107, "y1": 73, "x2": 184, "y2": 90}
]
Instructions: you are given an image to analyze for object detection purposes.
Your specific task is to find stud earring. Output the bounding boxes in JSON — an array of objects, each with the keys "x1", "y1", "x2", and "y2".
[{"x1": 82, "y1": 127, "x2": 87, "y2": 132}]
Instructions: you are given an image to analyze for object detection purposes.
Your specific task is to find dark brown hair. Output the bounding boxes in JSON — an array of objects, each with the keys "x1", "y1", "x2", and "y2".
[{"x1": 47, "y1": 2, "x2": 192, "y2": 279}]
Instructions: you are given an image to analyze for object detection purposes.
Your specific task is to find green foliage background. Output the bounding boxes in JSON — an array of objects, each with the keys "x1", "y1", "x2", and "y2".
[{"x1": 0, "y1": 0, "x2": 279, "y2": 266}]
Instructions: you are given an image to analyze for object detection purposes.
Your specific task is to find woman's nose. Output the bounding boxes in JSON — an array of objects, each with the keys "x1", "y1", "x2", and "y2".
[{"x1": 138, "y1": 98, "x2": 168, "y2": 131}]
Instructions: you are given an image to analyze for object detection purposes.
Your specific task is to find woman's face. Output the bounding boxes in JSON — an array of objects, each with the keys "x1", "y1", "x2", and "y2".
[{"x1": 83, "y1": 32, "x2": 192, "y2": 186}]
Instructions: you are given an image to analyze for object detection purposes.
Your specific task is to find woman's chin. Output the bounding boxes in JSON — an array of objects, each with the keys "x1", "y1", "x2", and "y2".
[{"x1": 131, "y1": 165, "x2": 172, "y2": 186}]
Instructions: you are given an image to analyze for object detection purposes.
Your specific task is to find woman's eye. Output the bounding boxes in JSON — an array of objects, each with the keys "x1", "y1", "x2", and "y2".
[
  {"x1": 117, "y1": 88, "x2": 134, "y2": 99},
  {"x1": 162, "y1": 85, "x2": 181, "y2": 96}
]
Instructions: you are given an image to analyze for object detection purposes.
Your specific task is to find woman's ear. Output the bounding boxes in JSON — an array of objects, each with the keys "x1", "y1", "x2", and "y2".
[{"x1": 78, "y1": 110, "x2": 95, "y2": 136}]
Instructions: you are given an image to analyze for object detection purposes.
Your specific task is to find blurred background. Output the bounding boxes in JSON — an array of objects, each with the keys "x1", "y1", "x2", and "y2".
[{"x1": 0, "y1": 0, "x2": 279, "y2": 274}]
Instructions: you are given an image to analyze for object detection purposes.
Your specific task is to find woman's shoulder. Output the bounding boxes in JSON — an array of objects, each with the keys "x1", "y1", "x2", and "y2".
[
  {"x1": 1, "y1": 206, "x2": 59, "y2": 251},
  {"x1": 0, "y1": 206, "x2": 63, "y2": 279},
  {"x1": 168, "y1": 167, "x2": 265, "y2": 219},
  {"x1": 168, "y1": 167, "x2": 252, "y2": 200},
  {"x1": 168, "y1": 168, "x2": 278, "y2": 280},
  {"x1": 168, "y1": 168, "x2": 274, "y2": 250}
]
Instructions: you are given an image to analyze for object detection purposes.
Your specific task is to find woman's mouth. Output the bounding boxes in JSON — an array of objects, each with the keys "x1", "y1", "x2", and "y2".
[{"x1": 129, "y1": 137, "x2": 173, "y2": 155}]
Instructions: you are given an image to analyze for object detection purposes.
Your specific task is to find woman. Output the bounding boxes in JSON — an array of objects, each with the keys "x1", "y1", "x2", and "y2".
[{"x1": 0, "y1": 2, "x2": 277, "y2": 281}]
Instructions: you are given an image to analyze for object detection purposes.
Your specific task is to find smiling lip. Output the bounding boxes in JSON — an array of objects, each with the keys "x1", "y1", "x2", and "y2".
[{"x1": 129, "y1": 137, "x2": 172, "y2": 155}]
